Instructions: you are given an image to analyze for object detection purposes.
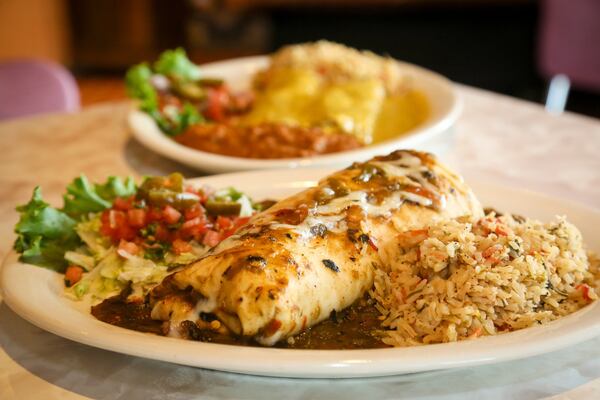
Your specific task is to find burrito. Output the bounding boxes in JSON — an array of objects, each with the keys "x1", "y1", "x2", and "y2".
[{"x1": 149, "y1": 150, "x2": 483, "y2": 345}]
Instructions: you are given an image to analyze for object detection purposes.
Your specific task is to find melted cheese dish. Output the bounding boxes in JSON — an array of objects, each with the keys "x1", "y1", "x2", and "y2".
[{"x1": 242, "y1": 69, "x2": 429, "y2": 145}]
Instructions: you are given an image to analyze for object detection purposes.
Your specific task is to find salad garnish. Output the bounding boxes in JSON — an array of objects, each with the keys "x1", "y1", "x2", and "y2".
[
  {"x1": 126, "y1": 48, "x2": 250, "y2": 136},
  {"x1": 14, "y1": 173, "x2": 262, "y2": 302},
  {"x1": 126, "y1": 48, "x2": 208, "y2": 136}
]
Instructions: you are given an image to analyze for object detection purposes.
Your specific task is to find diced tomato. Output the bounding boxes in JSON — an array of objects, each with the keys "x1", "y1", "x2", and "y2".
[
  {"x1": 100, "y1": 210, "x2": 112, "y2": 236},
  {"x1": 127, "y1": 208, "x2": 147, "y2": 228},
  {"x1": 204, "y1": 86, "x2": 228, "y2": 122},
  {"x1": 147, "y1": 207, "x2": 163, "y2": 223},
  {"x1": 108, "y1": 210, "x2": 126, "y2": 229},
  {"x1": 182, "y1": 217, "x2": 203, "y2": 230},
  {"x1": 481, "y1": 243, "x2": 503, "y2": 264},
  {"x1": 180, "y1": 217, "x2": 209, "y2": 240},
  {"x1": 64, "y1": 265, "x2": 84, "y2": 287},
  {"x1": 494, "y1": 219, "x2": 511, "y2": 236},
  {"x1": 233, "y1": 216, "x2": 251, "y2": 229},
  {"x1": 482, "y1": 244, "x2": 502, "y2": 259},
  {"x1": 118, "y1": 239, "x2": 139, "y2": 255},
  {"x1": 162, "y1": 205, "x2": 182, "y2": 224},
  {"x1": 113, "y1": 211, "x2": 134, "y2": 239},
  {"x1": 219, "y1": 216, "x2": 251, "y2": 240},
  {"x1": 154, "y1": 224, "x2": 171, "y2": 242},
  {"x1": 119, "y1": 225, "x2": 137, "y2": 241},
  {"x1": 576, "y1": 284, "x2": 592, "y2": 301},
  {"x1": 184, "y1": 203, "x2": 204, "y2": 221},
  {"x1": 113, "y1": 196, "x2": 134, "y2": 211},
  {"x1": 495, "y1": 226, "x2": 508, "y2": 236},
  {"x1": 216, "y1": 215, "x2": 233, "y2": 231},
  {"x1": 202, "y1": 230, "x2": 221, "y2": 247},
  {"x1": 172, "y1": 238, "x2": 193, "y2": 255},
  {"x1": 97, "y1": 183, "x2": 257, "y2": 250},
  {"x1": 100, "y1": 209, "x2": 136, "y2": 242}
]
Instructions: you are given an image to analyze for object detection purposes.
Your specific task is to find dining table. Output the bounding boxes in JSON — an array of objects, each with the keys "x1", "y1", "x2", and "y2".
[{"x1": 1, "y1": 84, "x2": 600, "y2": 399}]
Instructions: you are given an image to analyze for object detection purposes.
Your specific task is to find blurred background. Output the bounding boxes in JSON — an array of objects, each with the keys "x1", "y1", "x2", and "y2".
[{"x1": 0, "y1": 0, "x2": 598, "y2": 117}]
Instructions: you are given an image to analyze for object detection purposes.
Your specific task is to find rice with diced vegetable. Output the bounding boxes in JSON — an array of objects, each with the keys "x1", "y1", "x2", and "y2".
[
  {"x1": 371, "y1": 213, "x2": 600, "y2": 347},
  {"x1": 255, "y1": 40, "x2": 406, "y2": 94}
]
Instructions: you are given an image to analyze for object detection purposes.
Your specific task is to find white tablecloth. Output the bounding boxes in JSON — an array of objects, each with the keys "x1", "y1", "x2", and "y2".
[{"x1": 2, "y1": 86, "x2": 600, "y2": 399}]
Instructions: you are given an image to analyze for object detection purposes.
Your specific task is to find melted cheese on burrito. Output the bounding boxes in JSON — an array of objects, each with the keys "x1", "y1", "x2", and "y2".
[{"x1": 149, "y1": 150, "x2": 483, "y2": 345}]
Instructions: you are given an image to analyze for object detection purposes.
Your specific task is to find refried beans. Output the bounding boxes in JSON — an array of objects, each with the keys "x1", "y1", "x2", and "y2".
[{"x1": 175, "y1": 123, "x2": 363, "y2": 159}]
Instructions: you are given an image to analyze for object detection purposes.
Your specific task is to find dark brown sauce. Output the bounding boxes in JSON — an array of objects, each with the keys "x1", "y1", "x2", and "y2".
[
  {"x1": 281, "y1": 298, "x2": 389, "y2": 349},
  {"x1": 91, "y1": 287, "x2": 164, "y2": 335},
  {"x1": 91, "y1": 292, "x2": 389, "y2": 349}
]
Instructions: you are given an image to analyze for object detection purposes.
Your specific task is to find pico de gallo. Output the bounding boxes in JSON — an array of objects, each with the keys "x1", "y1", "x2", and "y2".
[{"x1": 13, "y1": 173, "x2": 267, "y2": 302}]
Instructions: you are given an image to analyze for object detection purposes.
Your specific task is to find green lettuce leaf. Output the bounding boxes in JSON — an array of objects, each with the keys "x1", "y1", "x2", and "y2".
[
  {"x1": 95, "y1": 176, "x2": 137, "y2": 202},
  {"x1": 62, "y1": 175, "x2": 136, "y2": 219},
  {"x1": 125, "y1": 63, "x2": 156, "y2": 106},
  {"x1": 14, "y1": 175, "x2": 136, "y2": 271},
  {"x1": 13, "y1": 187, "x2": 80, "y2": 271},
  {"x1": 154, "y1": 48, "x2": 201, "y2": 82},
  {"x1": 125, "y1": 56, "x2": 203, "y2": 136}
]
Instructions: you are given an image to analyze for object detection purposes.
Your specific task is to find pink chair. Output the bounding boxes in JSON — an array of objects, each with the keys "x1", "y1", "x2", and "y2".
[
  {"x1": 0, "y1": 60, "x2": 80, "y2": 120},
  {"x1": 538, "y1": 0, "x2": 600, "y2": 93}
]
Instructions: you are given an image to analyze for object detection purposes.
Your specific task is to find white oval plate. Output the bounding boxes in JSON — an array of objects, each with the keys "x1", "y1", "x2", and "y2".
[
  {"x1": 2, "y1": 169, "x2": 600, "y2": 378},
  {"x1": 128, "y1": 56, "x2": 462, "y2": 173}
]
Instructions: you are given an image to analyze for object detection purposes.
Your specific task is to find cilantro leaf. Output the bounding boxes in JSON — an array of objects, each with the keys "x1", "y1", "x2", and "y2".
[
  {"x1": 13, "y1": 187, "x2": 80, "y2": 271},
  {"x1": 154, "y1": 48, "x2": 201, "y2": 82},
  {"x1": 62, "y1": 175, "x2": 137, "y2": 219}
]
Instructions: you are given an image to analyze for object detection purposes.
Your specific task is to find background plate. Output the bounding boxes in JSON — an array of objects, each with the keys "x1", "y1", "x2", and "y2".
[
  {"x1": 2, "y1": 169, "x2": 600, "y2": 378},
  {"x1": 128, "y1": 56, "x2": 461, "y2": 173}
]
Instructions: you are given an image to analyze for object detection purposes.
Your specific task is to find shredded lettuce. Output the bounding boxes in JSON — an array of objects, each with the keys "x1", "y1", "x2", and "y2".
[
  {"x1": 75, "y1": 216, "x2": 111, "y2": 257},
  {"x1": 13, "y1": 187, "x2": 80, "y2": 271},
  {"x1": 117, "y1": 251, "x2": 170, "y2": 298},
  {"x1": 67, "y1": 246, "x2": 206, "y2": 302},
  {"x1": 68, "y1": 250, "x2": 125, "y2": 300},
  {"x1": 64, "y1": 250, "x2": 95, "y2": 271}
]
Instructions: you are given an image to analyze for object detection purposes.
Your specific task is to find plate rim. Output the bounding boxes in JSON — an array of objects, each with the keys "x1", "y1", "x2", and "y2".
[
  {"x1": 2, "y1": 169, "x2": 600, "y2": 378},
  {"x1": 128, "y1": 55, "x2": 463, "y2": 173}
]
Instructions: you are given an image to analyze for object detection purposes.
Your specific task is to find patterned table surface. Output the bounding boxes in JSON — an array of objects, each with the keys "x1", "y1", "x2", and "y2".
[{"x1": 1, "y1": 85, "x2": 600, "y2": 399}]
